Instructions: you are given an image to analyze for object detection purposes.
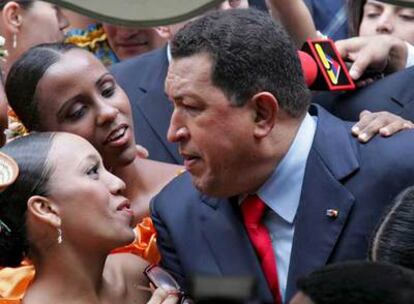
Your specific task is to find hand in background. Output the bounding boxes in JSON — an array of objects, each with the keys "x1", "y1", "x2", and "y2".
[
  {"x1": 336, "y1": 35, "x2": 408, "y2": 82},
  {"x1": 352, "y1": 110, "x2": 414, "y2": 143}
]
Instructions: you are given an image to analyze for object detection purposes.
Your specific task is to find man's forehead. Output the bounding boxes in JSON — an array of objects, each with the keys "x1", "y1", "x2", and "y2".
[{"x1": 166, "y1": 56, "x2": 213, "y2": 94}]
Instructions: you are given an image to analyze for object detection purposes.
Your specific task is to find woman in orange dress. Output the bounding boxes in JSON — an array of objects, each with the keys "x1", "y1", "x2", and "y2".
[
  {"x1": 0, "y1": 132, "x2": 178, "y2": 304},
  {"x1": 1, "y1": 43, "x2": 183, "y2": 299}
]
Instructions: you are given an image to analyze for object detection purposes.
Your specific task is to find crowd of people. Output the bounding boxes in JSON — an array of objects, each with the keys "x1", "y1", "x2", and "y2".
[{"x1": 1, "y1": 0, "x2": 414, "y2": 303}]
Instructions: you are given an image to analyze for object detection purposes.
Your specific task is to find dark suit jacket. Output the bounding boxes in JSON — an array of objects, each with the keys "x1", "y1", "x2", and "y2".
[
  {"x1": 313, "y1": 66, "x2": 414, "y2": 121},
  {"x1": 151, "y1": 105, "x2": 414, "y2": 303},
  {"x1": 110, "y1": 47, "x2": 182, "y2": 164}
]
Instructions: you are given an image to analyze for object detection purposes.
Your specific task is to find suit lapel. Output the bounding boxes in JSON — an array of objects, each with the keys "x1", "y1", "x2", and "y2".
[
  {"x1": 130, "y1": 47, "x2": 182, "y2": 163},
  {"x1": 200, "y1": 195, "x2": 273, "y2": 303},
  {"x1": 285, "y1": 105, "x2": 359, "y2": 300},
  {"x1": 135, "y1": 89, "x2": 182, "y2": 163},
  {"x1": 137, "y1": 46, "x2": 169, "y2": 92}
]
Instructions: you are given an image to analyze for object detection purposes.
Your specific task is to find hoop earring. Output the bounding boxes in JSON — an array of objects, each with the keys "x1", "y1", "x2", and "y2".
[
  {"x1": 12, "y1": 34, "x2": 17, "y2": 49},
  {"x1": 57, "y1": 228, "x2": 63, "y2": 244}
]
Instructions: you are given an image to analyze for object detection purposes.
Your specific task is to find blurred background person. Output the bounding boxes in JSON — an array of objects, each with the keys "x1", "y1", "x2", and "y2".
[
  {"x1": 290, "y1": 261, "x2": 414, "y2": 304},
  {"x1": 349, "y1": 0, "x2": 414, "y2": 43},
  {"x1": 369, "y1": 185, "x2": 414, "y2": 269},
  {"x1": 102, "y1": 24, "x2": 167, "y2": 61},
  {"x1": 65, "y1": 21, "x2": 167, "y2": 66},
  {"x1": 0, "y1": 0, "x2": 70, "y2": 139},
  {"x1": 218, "y1": 0, "x2": 249, "y2": 10},
  {"x1": 0, "y1": 0, "x2": 69, "y2": 74}
]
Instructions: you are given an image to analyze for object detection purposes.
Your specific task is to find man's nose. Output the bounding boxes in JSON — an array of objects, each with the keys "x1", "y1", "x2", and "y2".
[{"x1": 167, "y1": 111, "x2": 189, "y2": 143}]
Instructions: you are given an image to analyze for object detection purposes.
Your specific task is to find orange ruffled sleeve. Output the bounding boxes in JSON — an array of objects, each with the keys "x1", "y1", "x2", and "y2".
[
  {"x1": 0, "y1": 265, "x2": 34, "y2": 301},
  {"x1": 111, "y1": 217, "x2": 160, "y2": 264},
  {"x1": 0, "y1": 217, "x2": 159, "y2": 300}
]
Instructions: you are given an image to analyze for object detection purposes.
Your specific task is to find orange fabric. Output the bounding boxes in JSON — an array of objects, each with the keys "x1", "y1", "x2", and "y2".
[
  {"x1": 111, "y1": 217, "x2": 160, "y2": 264},
  {"x1": 0, "y1": 265, "x2": 34, "y2": 301},
  {"x1": 0, "y1": 217, "x2": 158, "y2": 300}
]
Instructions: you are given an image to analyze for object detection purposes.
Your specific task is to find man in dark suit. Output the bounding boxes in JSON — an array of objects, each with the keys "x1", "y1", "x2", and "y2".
[{"x1": 151, "y1": 9, "x2": 414, "y2": 303}]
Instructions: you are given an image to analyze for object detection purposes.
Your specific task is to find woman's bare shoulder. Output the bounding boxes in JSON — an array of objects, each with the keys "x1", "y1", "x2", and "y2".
[{"x1": 105, "y1": 253, "x2": 149, "y2": 283}]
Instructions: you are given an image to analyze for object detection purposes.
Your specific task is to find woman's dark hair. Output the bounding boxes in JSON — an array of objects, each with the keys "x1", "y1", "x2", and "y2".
[
  {"x1": 0, "y1": 0, "x2": 33, "y2": 10},
  {"x1": 5, "y1": 43, "x2": 78, "y2": 131},
  {"x1": 0, "y1": 132, "x2": 56, "y2": 266},
  {"x1": 347, "y1": 0, "x2": 366, "y2": 37},
  {"x1": 369, "y1": 186, "x2": 414, "y2": 269}
]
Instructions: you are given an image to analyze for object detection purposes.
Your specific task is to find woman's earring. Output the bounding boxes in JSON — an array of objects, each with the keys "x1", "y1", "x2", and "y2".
[
  {"x1": 12, "y1": 34, "x2": 17, "y2": 49},
  {"x1": 57, "y1": 228, "x2": 63, "y2": 244}
]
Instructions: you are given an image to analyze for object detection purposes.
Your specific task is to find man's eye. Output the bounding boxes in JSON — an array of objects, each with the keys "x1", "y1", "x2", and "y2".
[{"x1": 183, "y1": 104, "x2": 200, "y2": 112}]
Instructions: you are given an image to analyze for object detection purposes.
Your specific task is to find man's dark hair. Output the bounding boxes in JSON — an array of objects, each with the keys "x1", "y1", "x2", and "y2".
[
  {"x1": 369, "y1": 186, "x2": 414, "y2": 269},
  {"x1": 5, "y1": 43, "x2": 78, "y2": 131},
  {"x1": 296, "y1": 261, "x2": 414, "y2": 304},
  {"x1": 171, "y1": 9, "x2": 311, "y2": 118}
]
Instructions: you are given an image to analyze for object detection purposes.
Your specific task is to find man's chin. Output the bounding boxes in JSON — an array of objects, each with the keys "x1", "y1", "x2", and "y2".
[{"x1": 191, "y1": 175, "x2": 230, "y2": 198}]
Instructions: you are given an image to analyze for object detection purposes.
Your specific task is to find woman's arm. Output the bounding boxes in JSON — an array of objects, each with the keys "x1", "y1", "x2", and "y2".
[{"x1": 266, "y1": 0, "x2": 318, "y2": 47}]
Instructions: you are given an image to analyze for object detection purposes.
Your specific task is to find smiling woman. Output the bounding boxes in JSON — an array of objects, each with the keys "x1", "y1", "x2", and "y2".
[
  {"x1": 6, "y1": 43, "x2": 181, "y2": 220},
  {"x1": 0, "y1": 132, "x2": 178, "y2": 304}
]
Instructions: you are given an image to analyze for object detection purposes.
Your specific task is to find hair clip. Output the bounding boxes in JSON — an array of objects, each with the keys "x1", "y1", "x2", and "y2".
[
  {"x1": 0, "y1": 151, "x2": 19, "y2": 192},
  {"x1": 0, "y1": 219, "x2": 11, "y2": 236}
]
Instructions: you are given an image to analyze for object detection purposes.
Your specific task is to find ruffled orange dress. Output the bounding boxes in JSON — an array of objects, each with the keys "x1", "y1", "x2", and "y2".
[{"x1": 0, "y1": 217, "x2": 159, "y2": 301}]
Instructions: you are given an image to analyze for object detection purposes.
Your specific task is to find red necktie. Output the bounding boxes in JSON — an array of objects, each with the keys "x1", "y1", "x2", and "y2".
[{"x1": 241, "y1": 194, "x2": 282, "y2": 304}]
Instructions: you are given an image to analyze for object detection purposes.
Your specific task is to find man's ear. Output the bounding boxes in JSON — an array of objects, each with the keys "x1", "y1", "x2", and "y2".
[
  {"x1": 155, "y1": 26, "x2": 172, "y2": 40},
  {"x1": 250, "y1": 92, "x2": 279, "y2": 139},
  {"x1": 27, "y1": 196, "x2": 61, "y2": 228},
  {"x1": 1, "y1": 2, "x2": 24, "y2": 34}
]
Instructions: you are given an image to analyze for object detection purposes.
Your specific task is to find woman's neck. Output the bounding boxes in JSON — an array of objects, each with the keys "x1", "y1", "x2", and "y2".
[
  {"x1": 112, "y1": 158, "x2": 151, "y2": 200},
  {"x1": 111, "y1": 157, "x2": 183, "y2": 218},
  {"x1": 25, "y1": 245, "x2": 110, "y2": 304}
]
